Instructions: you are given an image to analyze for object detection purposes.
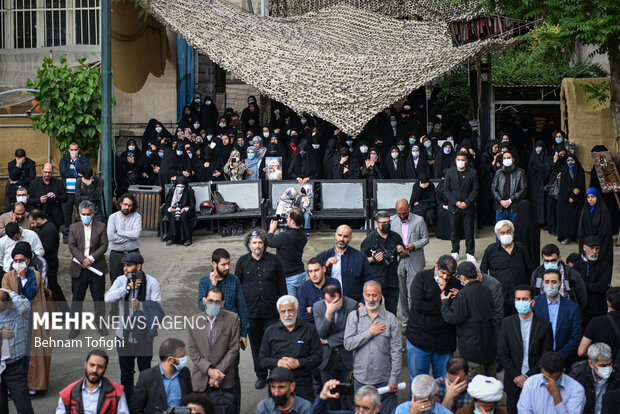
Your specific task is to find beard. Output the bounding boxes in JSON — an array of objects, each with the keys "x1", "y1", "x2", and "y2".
[
  {"x1": 252, "y1": 247, "x2": 264, "y2": 256},
  {"x1": 336, "y1": 241, "x2": 347, "y2": 249},
  {"x1": 216, "y1": 266, "x2": 228, "y2": 278},
  {"x1": 366, "y1": 300, "x2": 380, "y2": 311},
  {"x1": 85, "y1": 369, "x2": 102, "y2": 385},
  {"x1": 281, "y1": 316, "x2": 296, "y2": 327},
  {"x1": 121, "y1": 208, "x2": 130, "y2": 215}
]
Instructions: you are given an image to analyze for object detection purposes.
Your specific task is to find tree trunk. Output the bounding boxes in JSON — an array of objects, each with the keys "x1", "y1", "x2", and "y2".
[{"x1": 609, "y1": 36, "x2": 620, "y2": 160}]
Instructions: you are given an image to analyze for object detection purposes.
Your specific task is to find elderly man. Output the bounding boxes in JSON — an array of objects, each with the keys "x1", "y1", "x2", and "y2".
[
  {"x1": 481, "y1": 220, "x2": 534, "y2": 316},
  {"x1": 456, "y1": 375, "x2": 506, "y2": 414},
  {"x1": 259, "y1": 295, "x2": 322, "y2": 403},
  {"x1": 344, "y1": 281, "x2": 402, "y2": 414},
  {"x1": 0, "y1": 222, "x2": 44, "y2": 274},
  {"x1": 256, "y1": 367, "x2": 311, "y2": 414},
  {"x1": 312, "y1": 380, "x2": 381, "y2": 414},
  {"x1": 517, "y1": 352, "x2": 586, "y2": 414},
  {"x1": 317, "y1": 225, "x2": 374, "y2": 303},
  {"x1": 390, "y1": 198, "x2": 429, "y2": 328},
  {"x1": 395, "y1": 374, "x2": 452, "y2": 414},
  {"x1": 0, "y1": 202, "x2": 31, "y2": 237},
  {"x1": 570, "y1": 343, "x2": 620, "y2": 414},
  {"x1": 235, "y1": 229, "x2": 286, "y2": 389}
]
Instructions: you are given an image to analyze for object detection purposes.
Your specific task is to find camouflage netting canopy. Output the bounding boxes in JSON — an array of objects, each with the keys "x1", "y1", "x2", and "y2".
[{"x1": 143, "y1": 0, "x2": 515, "y2": 136}]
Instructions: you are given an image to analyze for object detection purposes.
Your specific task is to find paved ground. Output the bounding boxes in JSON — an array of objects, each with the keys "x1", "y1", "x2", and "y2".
[{"x1": 16, "y1": 225, "x2": 620, "y2": 413}]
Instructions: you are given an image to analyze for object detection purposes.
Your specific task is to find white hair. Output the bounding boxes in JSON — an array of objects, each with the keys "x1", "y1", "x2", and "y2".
[
  {"x1": 276, "y1": 295, "x2": 299, "y2": 311},
  {"x1": 411, "y1": 374, "x2": 437, "y2": 399},
  {"x1": 588, "y1": 342, "x2": 612, "y2": 362},
  {"x1": 494, "y1": 219, "x2": 514, "y2": 235}
]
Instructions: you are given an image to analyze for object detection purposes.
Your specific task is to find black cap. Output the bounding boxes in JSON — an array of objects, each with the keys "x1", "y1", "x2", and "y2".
[
  {"x1": 268, "y1": 367, "x2": 294, "y2": 382},
  {"x1": 121, "y1": 252, "x2": 144, "y2": 265},
  {"x1": 457, "y1": 261, "x2": 477, "y2": 279},
  {"x1": 584, "y1": 235, "x2": 600, "y2": 247}
]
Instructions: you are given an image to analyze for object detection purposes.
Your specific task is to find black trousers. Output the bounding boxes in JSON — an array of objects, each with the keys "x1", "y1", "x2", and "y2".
[
  {"x1": 449, "y1": 211, "x2": 475, "y2": 255},
  {"x1": 47, "y1": 257, "x2": 69, "y2": 312},
  {"x1": 108, "y1": 249, "x2": 140, "y2": 285},
  {"x1": 383, "y1": 286, "x2": 399, "y2": 315},
  {"x1": 320, "y1": 350, "x2": 353, "y2": 411},
  {"x1": 506, "y1": 388, "x2": 521, "y2": 414},
  {"x1": 248, "y1": 317, "x2": 278, "y2": 379},
  {"x1": 70, "y1": 268, "x2": 106, "y2": 328},
  {"x1": 0, "y1": 358, "x2": 34, "y2": 414},
  {"x1": 62, "y1": 193, "x2": 76, "y2": 238},
  {"x1": 117, "y1": 340, "x2": 153, "y2": 404},
  {"x1": 167, "y1": 212, "x2": 193, "y2": 243}
]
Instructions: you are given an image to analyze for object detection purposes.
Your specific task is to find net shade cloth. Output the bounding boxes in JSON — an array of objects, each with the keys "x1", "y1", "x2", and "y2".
[{"x1": 142, "y1": 0, "x2": 515, "y2": 136}]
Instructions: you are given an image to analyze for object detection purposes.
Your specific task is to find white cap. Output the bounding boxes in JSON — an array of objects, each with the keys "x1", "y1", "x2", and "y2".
[{"x1": 467, "y1": 375, "x2": 503, "y2": 402}]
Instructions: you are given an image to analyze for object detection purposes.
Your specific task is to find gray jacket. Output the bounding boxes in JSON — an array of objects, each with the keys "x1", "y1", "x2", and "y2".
[
  {"x1": 313, "y1": 296, "x2": 358, "y2": 370},
  {"x1": 343, "y1": 306, "x2": 402, "y2": 384},
  {"x1": 481, "y1": 273, "x2": 504, "y2": 328},
  {"x1": 390, "y1": 212, "x2": 428, "y2": 276},
  {"x1": 491, "y1": 167, "x2": 527, "y2": 212}
]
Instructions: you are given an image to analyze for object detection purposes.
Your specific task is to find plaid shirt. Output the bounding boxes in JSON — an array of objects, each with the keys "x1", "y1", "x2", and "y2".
[
  {"x1": 0, "y1": 292, "x2": 31, "y2": 363},
  {"x1": 197, "y1": 273, "x2": 249, "y2": 337},
  {"x1": 435, "y1": 376, "x2": 472, "y2": 411}
]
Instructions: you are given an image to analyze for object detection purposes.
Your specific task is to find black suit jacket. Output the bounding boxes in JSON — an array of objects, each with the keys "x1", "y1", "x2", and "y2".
[
  {"x1": 497, "y1": 313, "x2": 554, "y2": 394},
  {"x1": 130, "y1": 364, "x2": 192, "y2": 413},
  {"x1": 443, "y1": 166, "x2": 479, "y2": 214}
]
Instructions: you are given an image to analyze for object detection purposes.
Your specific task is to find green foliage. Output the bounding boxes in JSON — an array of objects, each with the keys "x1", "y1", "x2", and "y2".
[
  {"x1": 26, "y1": 56, "x2": 103, "y2": 157},
  {"x1": 437, "y1": 68, "x2": 473, "y2": 120},
  {"x1": 581, "y1": 80, "x2": 611, "y2": 110}
]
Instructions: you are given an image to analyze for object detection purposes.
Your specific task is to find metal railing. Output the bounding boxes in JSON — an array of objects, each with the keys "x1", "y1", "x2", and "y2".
[{"x1": 0, "y1": 0, "x2": 100, "y2": 49}]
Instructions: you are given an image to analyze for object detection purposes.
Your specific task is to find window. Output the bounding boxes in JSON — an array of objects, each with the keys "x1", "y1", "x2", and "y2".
[{"x1": 0, "y1": 0, "x2": 100, "y2": 49}]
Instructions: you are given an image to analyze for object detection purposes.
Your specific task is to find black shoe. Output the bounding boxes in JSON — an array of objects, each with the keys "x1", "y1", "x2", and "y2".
[
  {"x1": 255, "y1": 377, "x2": 267, "y2": 389},
  {"x1": 98, "y1": 327, "x2": 109, "y2": 336},
  {"x1": 166, "y1": 239, "x2": 174, "y2": 246},
  {"x1": 184, "y1": 240, "x2": 192, "y2": 246},
  {"x1": 68, "y1": 328, "x2": 80, "y2": 338}
]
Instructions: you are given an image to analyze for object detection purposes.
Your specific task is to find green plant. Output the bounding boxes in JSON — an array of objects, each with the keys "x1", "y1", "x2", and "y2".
[
  {"x1": 437, "y1": 68, "x2": 473, "y2": 120},
  {"x1": 26, "y1": 56, "x2": 104, "y2": 157},
  {"x1": 581, "y1": 80, "x2": 611, "y2": 110}
]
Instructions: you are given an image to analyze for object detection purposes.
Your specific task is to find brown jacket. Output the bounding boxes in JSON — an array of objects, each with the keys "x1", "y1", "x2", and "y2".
[
  {"x1": 0, "y1": 211, "x2": 31, "y2": 237},
  {"x1": 68, "y1": 220, "x2": 109, "y2": 278},
  {"x1": 1, "y1": 269, "x2": 51, "y2": 391},
  {"x1": 188, "y1": 309, "x2": 240, "y2": 391}
]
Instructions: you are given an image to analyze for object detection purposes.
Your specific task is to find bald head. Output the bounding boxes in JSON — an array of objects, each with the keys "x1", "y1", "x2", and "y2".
[
  {"x1": 335, "y1": 225, "x2": 352, "y2": 250},
  {"x1": 42, "y1": 163, "x2": 53, "y2": 182},
  {"x1": 395, "y1": 199, "x2": 409, "y2": 221}
]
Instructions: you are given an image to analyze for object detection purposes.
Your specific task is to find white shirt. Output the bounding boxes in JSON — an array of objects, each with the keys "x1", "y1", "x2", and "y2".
[
  {"x1": 55, "y1": 379, "x2": 130, "y2": 414},
  {"x1": 83, "y1": 223, "x2": 92, "y2": 258},
  {"x1": 0, "y1": 229, "x2": 45, "y2": 270}
]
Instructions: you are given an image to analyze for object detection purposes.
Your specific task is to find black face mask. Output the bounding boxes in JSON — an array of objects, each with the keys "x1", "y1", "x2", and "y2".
[
  {"x1": 271, "y1": 393, "x2": 289, "y2": 407},
  {"x1": 380, "y1": 223, "x2": 391, "y2": 233}
]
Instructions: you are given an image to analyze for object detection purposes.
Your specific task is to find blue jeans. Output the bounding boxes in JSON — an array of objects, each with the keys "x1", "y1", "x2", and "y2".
[
  {"x1": 406, "y1": 340, "x2": 452, "y2": 385},
  {"x1": 495, "y1": 210, "x2": 517, "y2": 223},
  {"x1": 304, "y1": 211, "x2": 311, "y2": 230},
  {"x1": 354, "y1": 379, "x2": 396, "y2": 414},
  {"x1": 286, "y1": 272, "x2": 306, "y2": 298}
]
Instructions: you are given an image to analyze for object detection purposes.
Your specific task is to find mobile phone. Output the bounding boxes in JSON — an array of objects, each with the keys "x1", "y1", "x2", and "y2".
[{"x1": 334, "y1": 382, "x2": 354, "y2": 395}]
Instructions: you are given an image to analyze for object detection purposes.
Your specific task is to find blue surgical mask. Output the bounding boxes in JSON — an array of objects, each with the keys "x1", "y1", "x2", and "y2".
[
  {"x1": 543, "y1": 261, "x2": 558, "y2": 270},
  {"x1": 158, "y1": 152, "x2": 164, "y2": 158},
  {"x1": 176, "y1": 150, "x2": 183, "y2": 156},
  {"x1": 443, "y1": 147, "x2": 451, "y2": 155},
  {"x1": 172, "y1": 356, "x2": 188, "y2": 371},
  {"x1": 515, "y1": 300, "x2": 532, "y2": 315},
  {"x1": 145, "y1": 150, "x2": 152, "y2": 157},
  {"x1": 247, "y1": 152, "x2": 256, "y2": 160},
  {"x1": 555, "y1": 137, "x2": 564, "y2": 144},
  {"x1": 474, "y1": 408, "x2": 494, "y2": 414},
  {"x1": 567, "y1": 162, "x2": 575, "y2": 168},
  {"x1": 299, "y1": 152, "x2": 307, "y2": 158},
  {"x1": 206, "y1": 303, "x2": 221, "y2": 317},
  {"x1": 409, "y1": 138, "x2": 416, "y2": 145},
  {"x1": 434, "y1": 275, "x2": 439, "y2": 283},
  {"x1": 80, "y1": 215, "x2": 92, "y2": 225},
  {"x1": 346, "y1": 140, "x2": 353, "y2": 147},
  {"x1": 390, "y1": 121, "x2": 397, "y2": 127}
]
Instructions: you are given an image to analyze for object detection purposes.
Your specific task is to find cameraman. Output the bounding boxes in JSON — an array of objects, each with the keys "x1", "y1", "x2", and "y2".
[
  {"x1": 268, "y1": 208, "x2": 308, "y2": 297},
  {"x1": 104, "y1": 252, "x2": 162, "y2": 404},
  {"x1": 360, "y1": 211, "x2": 407, "y2": 315}
]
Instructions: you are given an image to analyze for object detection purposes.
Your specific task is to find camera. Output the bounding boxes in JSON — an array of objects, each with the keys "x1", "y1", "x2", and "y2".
[
  {"x1": 173, "y1": 203, "x2": 182, "y2": 221},
  {"x1": 231, "y1": 157, "x2": 240, "y2": 163},
  {"x1": 273, "y1": 213, "x2": 288, "y2": 230},
  {"x1": 374, "y1": 244, "x2": 397, "y2": 266},
  {"x1": 334, "y1": 382, "x2": 354, "y2": 395},
  {"x1": 155, "y1": 407, "x2": 191, "y2": 414}
]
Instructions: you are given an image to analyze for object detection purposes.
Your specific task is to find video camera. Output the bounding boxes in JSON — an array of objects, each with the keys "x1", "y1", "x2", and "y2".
[{"x1": 373, "y1": 243, "x2": 397, "y2": 266}]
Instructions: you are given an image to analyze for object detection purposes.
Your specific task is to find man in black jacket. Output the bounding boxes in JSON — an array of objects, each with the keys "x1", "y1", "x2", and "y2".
[
  {"x1": 497, "y1": 285, "x2": 554, "y2": 414},
  {"x1": 29, "y1": 209, "x2": 69, "y2": 312},
  {"x1": 5, "y1": 149, "x2": 36, "y2": 212},
  {"x1": 235, "y1": 229, "x2": 287, "y2": 390},
  {"x1": 441, "y1": 261, "x2": 496, "y2": 377},
  {"x1": 406, "y1": 255, "x2": 460, "y2": 383},
  {"x1": 131, "y1": 338, "x2": 193, "y2": 413},
  {"x1": 443, "y1": 151, "x2": 479, "y2": 262},
  {"x1": 491, "y1": 149, "x2": 527, "y2": 223},
  {"x1": 267, "y1": 208, "x2": 308, "y2": 298},
  {"x1": 530, "y1": 243, "x2": 587, "y2": 312},
  {"x1": 27, "y1": 163, "x2": 67, "y2": 229},
  {"x1": 570, "y1": 342, "x2": 620, "y2": 414},
  {"x1": 573, "y1": 236, "x2": 612, "y2": 329}
]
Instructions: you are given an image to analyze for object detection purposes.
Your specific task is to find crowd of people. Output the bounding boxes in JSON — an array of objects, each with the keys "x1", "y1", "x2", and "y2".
[{"x1": 0, "y1": 93, "x2": 617, "y2": 414}]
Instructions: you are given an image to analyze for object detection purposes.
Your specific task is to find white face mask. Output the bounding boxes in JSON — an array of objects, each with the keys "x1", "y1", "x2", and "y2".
[
  {"x1": 219, "y1": 123, "x2": 226, "y2": 128},
  {"x1": 403, "y1": 105, "x2": 411, "y2": 110},
  {"x1": 13, "y1": 262, "x2": 27, "y2": 271},
  {"x1": 456, "y1": 160, "x2": 466, "y2": 169},
  {"x1": 206, "y1": 135, "x2": 213, "y2": 141},
  {"x1": 535, "y1": 147, "x2": 542, "y2": 154},
  {"x1": 597, "y1": 365, "x2": 612, "y2": 380},
  {"x1": 391, "y1": 152, "x2": 399, "y2": 159},
  {"x1": 499, "y1": 234, "x2": 513, "y2": 245},
  {"x1": 424, "y1": 140, "x2": 432, "y2": 148},
  {"x1": 16, "y1": 196, "x2": 27, "y2": 203},
  {"x1": 263, "y1": 132, "x2": 269, "y2": 138},
  {"x1": 176, "y1": 150, "x2": 183, "y2": 156},
  {"x1": 359, "y1": 146, "x2": 368, "y2": 154},
  {"x1": 397, "y1": 145, "x2": 405, "y2": 151},
  {"x1": 194, "y1": 123, "x2": 200, "y2": 129},
  {"x1": 155, "y1": 127, "x2": 162, "y2": 133},
  {"x1": 312, "y1": 144, "x2": 320, "y2": 150},
  {"x1": 128, "y1": 145, "x2": 136, "y2": 151},
  {"x1": 209, "y1": 142, "x2": 216, "y2": 149},
  {"x1": 412, "y1": 151, "x2": 419, "y2": 159},
  {"x1": 503, "y1": 158, "x2": 513, "y2": 167},
  {"x1": 205, "y1": 100, "x2": 212, "y2": 105}
]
